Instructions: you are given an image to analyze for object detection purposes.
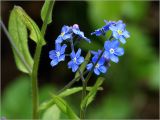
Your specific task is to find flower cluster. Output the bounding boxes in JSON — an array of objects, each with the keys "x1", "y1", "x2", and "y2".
[
  {"x1": 49, "y1": 20, "x2": 130, "y2": 75},
  {"x1": 49, "y1": 24, "x2": 90, "y2": 72},
  {"x1": 87, "y1": 20, "x2": 130, "y2": 75}
]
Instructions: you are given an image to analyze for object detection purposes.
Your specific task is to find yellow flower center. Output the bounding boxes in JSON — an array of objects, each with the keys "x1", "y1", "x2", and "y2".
[
  {"x1": 61, "y1": 32, "x2": 65, "y2": 36},
  {"x1": 117, "y1": 30, "x2": 122, "y2": 35}
]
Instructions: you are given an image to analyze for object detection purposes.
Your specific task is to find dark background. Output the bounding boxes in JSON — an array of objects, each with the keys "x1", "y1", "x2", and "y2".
[{"x1": 1, "y1": 1, "x2": 159, "y2": 119}]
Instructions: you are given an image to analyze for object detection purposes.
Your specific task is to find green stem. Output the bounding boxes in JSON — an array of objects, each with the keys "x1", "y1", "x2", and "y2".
[
  {"x1": 78, "y1": 69, "x2": 86, "y2": 119},
  {"x1": 58, "y1": 70, "x2": 88, "y2": 94},
  {"x1": 31, "y1": 43, "x2": 42, "y2": 119},
  {"x1": 31, "y1": 1, "x2": 54, "y2": 119}
]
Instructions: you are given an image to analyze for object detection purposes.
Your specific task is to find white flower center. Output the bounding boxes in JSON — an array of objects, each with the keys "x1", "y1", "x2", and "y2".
[
  {"x1": 95, "y1": 64, "x2": 99, "y2": 68},
  {"x1": 56, "y1": 52, "x2": 60, "y2": 57},
  {"x1": 73, "y1": 57, "x2": 77, "y2": 63},
  {"x1": 109, "y1": 48, "x2": 115, "y2": 54}
]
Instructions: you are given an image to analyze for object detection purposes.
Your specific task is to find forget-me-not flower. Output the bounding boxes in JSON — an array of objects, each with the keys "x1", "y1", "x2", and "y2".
[
  {"x1": 72, "y1": 24, "x2": 91, "y2": 43},
  {"x1": 104, "y1": 40, "x2": 124, "y2": 63},
  {"x1": 56, "y1": 25, "x2": 72, "y2": 44},
  {"x1": 49, "y1": 44, "x2": 67, "y2": 67},
  {"x1": 87, "y1": 55, "x2": 107, "y2": 75},
  {"x1": 68, "y1": 48, "x2": 84, "y2": 72},
  {"x1": 109, "y1": 20, "x2": 130, "y2": 44},
  {"x1": 91, "y1": 20, "x2": 115, "y2": 36}
]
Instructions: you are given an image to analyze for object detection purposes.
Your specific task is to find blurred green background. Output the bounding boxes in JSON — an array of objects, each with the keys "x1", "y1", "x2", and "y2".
[{"x1": 1, "y1": 1, "x2": 159, "y2": 119}]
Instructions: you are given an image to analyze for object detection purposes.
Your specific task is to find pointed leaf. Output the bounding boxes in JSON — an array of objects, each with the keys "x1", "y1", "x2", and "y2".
[
  {"x1": 14, "y1": 6, "x2": 46, "y2": 45},
  {"x1": 8, "y1": 9, "x2": 33, "y2": 73},
  {"x1": 81, "y1": 77, "x2": 104, "y2": 109},
  {"x1": 74, "y1": 51, "x2": 91, "y2": 78},
  {"x1": 42, "y1": 105, "x2": 60, "y2": 120},
  {"x1": 59, "y1": 86, "x2": 103, "y2": 97},
  {"x1": 41, "y1": 0, "x2": 54, "y2": 24},
  {"x1": 51, "y1": 95, "x2": 80, "y2": 120},
  {"x1": 39, "y1": 87, "x2": 103, "y2": 111}
]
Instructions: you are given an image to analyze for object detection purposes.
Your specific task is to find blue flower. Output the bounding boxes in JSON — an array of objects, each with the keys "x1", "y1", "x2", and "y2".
[
  {"x1": 68, "y1": 48, "x2": 84, "y2": 72},
  {"x1": 49, "y1": 44, "x2": 67, "y2": 67},
  {"x1": 55, "y1": 25, "x2": 72, "y2": 44},
  {"x1": 72, "y1": 24, "x2": 91, "y2": 43},
  {"x1": 91, "y1": 20, "x2": 116, "y2": 36},
  {"x1": 104, "y1": 40, "x2": 124, "y2": 63},
  {"x1": 87, "y1": 55, "x2": 107, "y2": 75},
  {"x1": 109, "y1": 20, "x2": 130, "y2": 44}
]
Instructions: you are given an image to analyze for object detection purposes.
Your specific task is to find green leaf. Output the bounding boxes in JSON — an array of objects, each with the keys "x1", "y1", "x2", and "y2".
[
  {"x1": 1, "y1": 76, "x2": 32, "y2": 118},
  {"x1": 14, "y1": 6, "x2": 46, "y2": 45},
  {"x1": 39, "y1": 87, "x2": 103, "y2": 111},
  {"x1": 74, "y1": 51, "x2": 91, "y2": 78},
  {"x1": 8, "y1": 8, "x2": 33, "y2": 74},
  {"x1": 41, "y1": 0, "x2": 54, "y2": 24},
  {"x1": 42, "y1": 105, "x2": 60, "y2": 120},
  {"x1": 51, "y1": 95, "x2": 80, "y2": 120},
  {"x1": 81, "y1": 77, "x2": 104, "y2": 109}
]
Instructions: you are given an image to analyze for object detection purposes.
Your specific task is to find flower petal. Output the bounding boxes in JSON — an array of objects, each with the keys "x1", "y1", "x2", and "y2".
[
  {"x1": 72, "y1": 64, "x2": 78, "y2": 72},
  {"x1": 63, "y1": 33, "x2": 72, "y2": 40},
  {"x1": 104, "y1": 41, "x2": 111, "y2": 50},
  {"x1": 123, "y1": 30, "x2": 130, "y2": 38},
  {"x1": 109, "y1": 25, "x2": 117, "y2": 31},
  {"x1": 55, "y1": 43, "x2": 61, "y2": 51},
  {"x1": 98, "y1": 58, "x2": 105, "y2": 65},
  {"x1": 91, "y1": 50, "x2": 98, "y2": 55},
  {"x1": 50, "y1": 59, "x2": 58, "y2": 67},
  {"x1": 70, "y1": 51, "x2": 75, "y2": 59},
  {"x1": 99, "y1": 66, "x2": 107, "y2": 73},
  {"x1": 113, "y1": 31, "x2": 119, "y2": 39},
  {"x1": 94, "y1": 68, "x2": 100, "y2": 75},
  {"x1": 49, "y1": 50, "x2": 55, "y2": 55},
  {"x1": 60, "y1": 44, "x2": 67, "y2": 54},
  {"x1": 103, "y1": 51, "x2": 110, "y2": 59},
  {"x1": 55, "y1": 36, "x2": 63, "y2": 44},
  {"x1": 61, "y1": 25, "x2": 70, "y2": 33},
  {"x1": 110, "y1": 54, "x2": 119, "y2": 63},
  {"x1": 75, "y1": 48, "x2": 81, "y2": 58},
  {"x1": 110, "y1": 40, "x2": 120, "y2": 49},
  {"x1": 87, "y1": 63, "x2": 93, "y2": 71},
  {"x1": 115, "y1": 48, "x2": 124, "y2": 56},
  {"x1": 91, "y1": 29, "x2": 103, "y2": 36},
  {"x1": 92, "y1": 55, "x2": 98, "y2": 63},
  {"x1": 58, "y1": 54, "x2": 65, "y2": 61},
  {"x1": 83, "y1": 37, "x2": 91, "y2": 43},
  {"x1": 68, "y1": 61, "x2": 74, "y2": 68},
  {"x1": 49, "y1": 53, "x2": 56, "y2": 59},
  {"x1": 77, "y1": 56, "x2": 84, "y2": 65},
  {"x1": 119, "y1": 36, "x2": 126, "y2": 44}
]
